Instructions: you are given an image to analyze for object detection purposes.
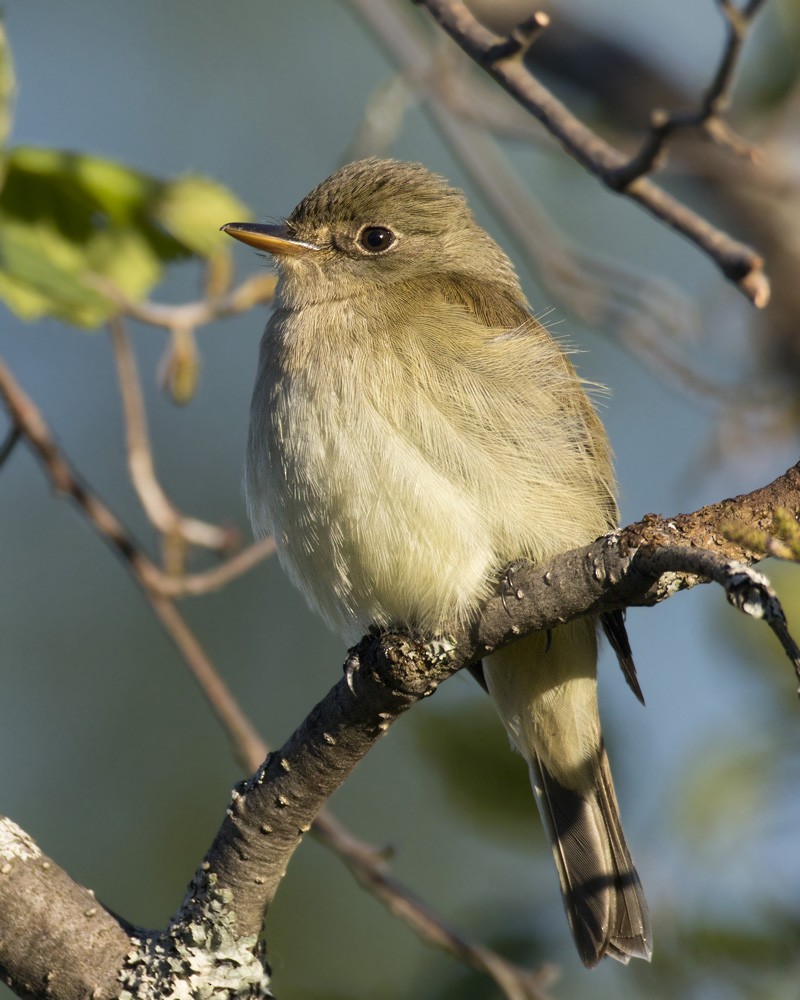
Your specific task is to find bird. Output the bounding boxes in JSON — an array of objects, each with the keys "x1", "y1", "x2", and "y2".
[{"x1": 222, "y1": 157, "x2": 651, "y2": 967}]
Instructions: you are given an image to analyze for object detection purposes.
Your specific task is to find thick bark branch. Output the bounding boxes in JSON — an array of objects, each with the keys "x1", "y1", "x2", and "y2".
[
  {"x1": 0, "y1": 818, "x2": 131, "y2": 1000},
  {"x1": 188, "y1": 463, "x2": 800, "y2": 941},
  {"x1": 0, "y1": 356, "x2": 560, "y2": 999},
  {"x1": 2, "y1": 336, "x2": 798, "y2": 996}
]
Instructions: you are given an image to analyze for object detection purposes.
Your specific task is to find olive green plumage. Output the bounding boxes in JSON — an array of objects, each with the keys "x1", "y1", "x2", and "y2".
[{"x1": 236, "y1": 158, "x2": 651, "y2": 967}]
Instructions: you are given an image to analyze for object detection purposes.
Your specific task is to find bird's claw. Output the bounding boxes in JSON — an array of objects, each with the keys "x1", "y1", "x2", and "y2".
[{"x1": 344, "y1": 651, "x2": 360, "y2": 695}]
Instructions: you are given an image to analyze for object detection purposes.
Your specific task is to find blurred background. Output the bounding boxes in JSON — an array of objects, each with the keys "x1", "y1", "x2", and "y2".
[{"x1": 2, "y1": 1, "x2": 800, "y2": 997}]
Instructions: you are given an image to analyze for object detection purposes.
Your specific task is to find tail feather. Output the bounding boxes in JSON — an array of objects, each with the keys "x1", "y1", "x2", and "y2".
[
  {"x1": 484, "y1": 620, "x2": 651, "y2": 967},
  {"x1": 530, "y1": 746, "x2": 651, "y2": 967},
  {"x1": 601, "y1": 610, "x2": 645, "y2": 705}
]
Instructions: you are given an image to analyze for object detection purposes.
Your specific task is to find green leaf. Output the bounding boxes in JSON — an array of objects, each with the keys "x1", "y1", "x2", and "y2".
[
  {"x1": 154, "y1": 174, "x2": 251, "y2": 258},
  {"x1": 0, "y1": 21, "x2": 16, "y2": 151},
  {"x1": 0, "y1": 146, "x2": 252, "y2": 328}
]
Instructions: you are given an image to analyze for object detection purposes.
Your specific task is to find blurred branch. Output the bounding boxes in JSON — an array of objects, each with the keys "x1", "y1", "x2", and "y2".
[
  {"x1": 334, "y1": 846, "x2": 558, "y2": 1000},
  {"x1": 99, "y1": 271, "x2": 277, "y2": 332},
  {"x1": 0, "y1": 423, "x2": 20, "y2": 467},
  {"x1": 156, "y1": 536, "x2": 277, "y2": 597},
  {"x1": 0, "y1": 355, "x2": 273, "y2": 602},
  {"x1": 0, "y1": 356, "x2": 551, "y2": 1000},
  {"x1": 109, "y1": 315, "x2": 233, "y2": 564},
  {"x1": 2, "y1": 353, "x2": 798, "y2": 998},
  {"x1": 722, "y1": 505, "x2": 800, "y2": 562},
  {"x1": 414, "y1": 0, "x2": 770, "y2": 306},
  {"x1": 0, "y1": 355, "x2": 267, "y2": 770}
]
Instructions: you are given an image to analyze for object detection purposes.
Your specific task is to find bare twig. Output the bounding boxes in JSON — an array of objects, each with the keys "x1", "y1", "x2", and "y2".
[
  {"x1": 0, "y1": 356, "x2": 549, "y2": 1000},
  {"x1": 610, "y1": 0, "x2": 769, "y2": 186},
  {"x1": 415, "y1": 0, "x2": 770, "y2": 306},
  {"x1": 0, "y1": 423, "x2": 20, "y2": 468},
  {"x1": 483, "y1": 11, "x2": 549, "y2": 63},
  {"x1": 332, "y1": 841, "x2": 557, "y2": 1000},
  {"x1": 154, "y1": 536, "x2": 277, "y2": 597},
  {"x1": 98, "y1": 271, "x2": 277, "y2": 332},
  {"x1": 109, "y1": 316, "x2": 232, "y2": 561}
]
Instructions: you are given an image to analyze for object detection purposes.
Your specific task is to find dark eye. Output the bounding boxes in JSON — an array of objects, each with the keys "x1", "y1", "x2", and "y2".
[{"x1": 359, "y1": 226, "x2": 395, "y2": 253}]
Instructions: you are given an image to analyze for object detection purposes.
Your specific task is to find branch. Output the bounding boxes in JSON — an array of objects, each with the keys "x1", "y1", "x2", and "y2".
[
  {"x1": 97, "y1": 271, "x2": 278, "y2": 332},
  {"x1": 0, "y1": 353, "x2": 273, "y2": 603},
  {"x1": 415, "y1": 0, "x2": 770, "y2": 306},
  {"x1": 109, "y1": 316, "x2": 233, "y2": 561},
  {"x1": 0, "y1": 357, "x2": 549, "y2": 1000},
  {"x1": 3, "y1": 347, "x2": 798, "y2": 995},
  {"x1": 0, "y1": 354, "x2": 268, "y2": 770},
  {"x1": 608, "y1": 0, "x2": 769, "y2": 185},
  {"x1": 348, "y1": 1, "x2": 701, "y2": 372},
  {"x1": 184, "y1": 465, "x2": 800, "y2": 953},
  {"x1": 0, "y1": 817, "x2": 131, "y2": 1000}
]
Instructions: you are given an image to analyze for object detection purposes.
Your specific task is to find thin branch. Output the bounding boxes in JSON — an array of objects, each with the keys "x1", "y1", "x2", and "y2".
[
  {"x1": 0, "y1": 355, "x2": 547, "y2": 1000},
  {"x1": 155, "y1": 536, "x2": 277, "y2": 597},
  {"x1": 610, "y1": 0, "x2": 769, "y2": 186},
  {"x1": 109, "y1": 315, "x2": 232, "y2": 560},
  {"x1": 0, "y1": 356, "x2": 272, "y2": 602},
  {"x1": 415, "y1": 0, "x2": 770, "y2": 306},
  {"x1": 98, "y1": 271, "x2": 278, "y2": 332},
  {"x1": 330, "y1": 838, "x2": 558, "y2": 1000},
  {"x1": 0, "y1": 354, "x2": 267, "y2": 773},
  {"x1": 0, "y1": 422, "x2": 21, "y2": 468},
  {"x1": 482, "y1": 11, "x2": 550, "y2": 63}
]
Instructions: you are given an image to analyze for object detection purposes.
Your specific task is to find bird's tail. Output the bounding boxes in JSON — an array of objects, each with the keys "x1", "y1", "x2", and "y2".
[{"x1": 483, "y1": 620, "x2": 652, "y2": 967}]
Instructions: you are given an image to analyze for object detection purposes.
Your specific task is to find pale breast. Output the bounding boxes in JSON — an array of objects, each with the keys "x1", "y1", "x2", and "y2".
[
  {"x1": 245, "y1": 312, "x2": 495, "y2": 642},
  {"x1": 245, "y1": 300, "x2": 615, "y2": 643}
]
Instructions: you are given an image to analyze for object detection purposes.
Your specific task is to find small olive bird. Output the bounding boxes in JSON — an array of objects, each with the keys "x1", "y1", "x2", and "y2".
[{"x1": 223, "y1": 158, "x2": 651, "y2": 967}]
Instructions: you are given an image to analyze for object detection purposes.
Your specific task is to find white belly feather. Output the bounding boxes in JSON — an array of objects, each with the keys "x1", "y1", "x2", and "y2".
[{"x1": 245, "y1": 302, "x2": 614, "y2": 643}]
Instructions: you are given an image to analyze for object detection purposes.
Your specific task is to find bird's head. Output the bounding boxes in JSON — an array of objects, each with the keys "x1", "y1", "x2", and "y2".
[{"x1": 222, "y1": 158, "x2": 521, "y2": 307}]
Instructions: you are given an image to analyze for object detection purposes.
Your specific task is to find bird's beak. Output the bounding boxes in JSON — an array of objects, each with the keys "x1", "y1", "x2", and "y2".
[{"x1": 221, "y1": 222, "x2": 320, "y2": 256}]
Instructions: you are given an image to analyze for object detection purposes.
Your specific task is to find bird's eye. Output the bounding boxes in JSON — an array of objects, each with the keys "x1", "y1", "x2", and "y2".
[{"x1": 358, "y1": 226, "x2": 396, "y2": 253}]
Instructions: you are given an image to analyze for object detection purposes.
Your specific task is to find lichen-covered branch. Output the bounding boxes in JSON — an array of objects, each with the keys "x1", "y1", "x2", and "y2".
[
  {"x1": 2, "y1": 351, "x2": 798, "y2": 1000},
  {"x1": 180, "y1": 464, "x2": 800, "y2": 954},
  {"x1": 0, "y1": 356, "x2": 551, "y2": 1000}
]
